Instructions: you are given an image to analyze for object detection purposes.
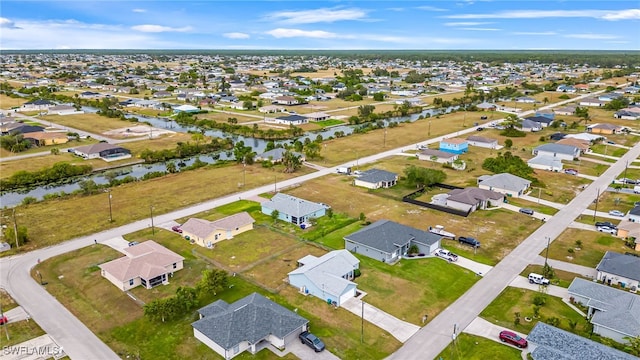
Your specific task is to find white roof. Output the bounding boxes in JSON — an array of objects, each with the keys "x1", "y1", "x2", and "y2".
[
  {"x1": 174, "y1": 104, "x2": 199, "y2": 111},
  {"x1": 564, "y1": 133, "x2": 603, "y2": 141}
]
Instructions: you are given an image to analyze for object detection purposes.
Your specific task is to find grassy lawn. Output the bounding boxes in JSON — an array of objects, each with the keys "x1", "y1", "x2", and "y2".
[
  {"x1": 117, "y1": 131, "x2": 194, "y2": 155},
  {"x1": 543, "y1": 228, "x2": 639, "y2": 268},
  {"x1": 436, "y1": 333, "x2": 522, "y2": 360},
  {"x1": 480, "y1": 287, "x2": 588, "y2": 335},
  {"x1": 1, "y1": 320, "x2": 47, "y2": 348},
  {"x1": 0, "y1": 289, "x2": 18, "y2": 312},
  {"x1": 505, "y1": 197, "x2": 559, "y2": 216},
  {"x1": 2, "y1": 163, "x2": 313, "y2": 255},
  {"x1": 0, "y1": 94, "x2": 27, "y2": 109},
  {"x1": 521, "y1": 265, "x2": 583, "y2": 288},
  {"x1": 41, "y1": 113, "x2": 139, "y2": 134},
  {"x1": 314, "y1": 119, "x2": 345, "y2": 128},
  {"x1": 586, "y1": 190, "x2": 640, "y2": 216},
  {"x1": 563, "y1": 159, "x2": 609, "y2": 177},
  {"x1": 355, "y1": 256, "x2": 478, "y2": 325}
]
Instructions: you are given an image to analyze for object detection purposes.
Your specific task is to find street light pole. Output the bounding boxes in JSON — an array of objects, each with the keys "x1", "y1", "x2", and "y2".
[
  {"x1": 107, "y1": 190, "x2": 113, "y2": 223},
  {"x1": 242, "y1": 161, "x2": 246, "y2": 187},
  {"x1": 623, "y1": 160, "x2": 629, "y2": 189},
  {"x1": 428, "y1": 120, "x2": 431, "y2": 136},
  {"x1": 593, "y1": 188, "x2": 600, "y2": 221},
  {"x1": 361, "y1": 301, "x2": 364, "y2": 344},
  {"x1": 544, "y1": 236, "x2": 550, "y2": 277},
  {"x1": 150, "y1": 205, "x2": 155, "y2": 235}
]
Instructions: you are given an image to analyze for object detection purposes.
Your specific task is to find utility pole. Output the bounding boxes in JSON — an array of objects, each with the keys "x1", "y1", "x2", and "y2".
[
  {"x1": 274, "y1": 175, "x2": 277, "y2": 193},
  {"x1": 150, "y1": 205, "x2": 155, "y2": 235},
  {"x1": 383, "y1": 128, "x2": 387, "y2": 148},
  {"x1": 544, "y1": 236, "x2": 550, "y2": 277},
  {"x1": 361, "y1": 301, "x2": 364, "y2": 344},
  {"x1": 428, "y1": 119, "x2": 431, "y2": 136},
  {"x1": 107, "y1": 190, "x2": 113, "y2": 223},
  {"x1": 623, "y1": 160, "x2": 629, "y2": 189},
  {"x1": 593, "y1": 188, "x2": 600, "y2": 221},
  {"x1": 242, "y1": 161, "x2": 246, "y2": 187},
  {"x1": 12, "y1": 208, "x2": 19, "y2": 249}
]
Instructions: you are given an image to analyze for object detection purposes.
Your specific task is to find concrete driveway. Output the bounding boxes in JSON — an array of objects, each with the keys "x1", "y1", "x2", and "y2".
[
  {"x1": 101, "y1": 236, "x2": 130, "y2": 253},
  {"x1": 464, "y1": 317, "x2": 528, "y2": 351},
  {"x1": 3, "y1": 306, "x2": 29, "y2": 323},
  {"x1": 285, "y1": 339, "x2": 341, "y2": 360},
  {"x1": 509, "y1": 275, "x2": 569, "y2": 299},
  {"x1": 341, "y1": 298, "x2": 420, "y2": 343}
]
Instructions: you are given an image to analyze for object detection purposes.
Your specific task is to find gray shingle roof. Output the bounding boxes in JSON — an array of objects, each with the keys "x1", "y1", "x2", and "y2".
[
  {"x1": 527, "y1": 322, "x2": 637, "y2": 360},
  {"x1": 192, "y1": 293, "x2": 308, "y2": 349},
  {"x1": 596, "y1": 251, "x2": 640, "y2": 282},
  {"x1": 534, "y1": 143, "x2": 579, "y2": 156},
  {"x1": 419, "y1": 148, "x2": 457, "y2": 159},
  {"x1": 263, "y1": 193, "x2": 327, "y2": 218},
  {"x1": 568, "y1": 278, "x2": 640, "y2": 338},
  {"x1": 528, "y1": 155, "x2": 563, "y2": 168},
  {"x1": 447, "y1": 187, "x2": 504, "y2": 205},
  {"x1": 477, "y1": 173, "x2": 531, "y2": 192},
  {"x1": 356, "y1": 169, "x2": 397, "y2": 184},
  {"x1": 344, "y1": 220, "x2": 441, "y2": 254},
  {"x1": 466, "y1": 135, "x2": 497, "y2": 144},
  {"x1": 629, "y1": 205, "x2": 640, "y2": 216}
]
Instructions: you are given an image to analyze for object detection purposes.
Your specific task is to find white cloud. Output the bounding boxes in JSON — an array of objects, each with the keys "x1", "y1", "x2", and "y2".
[
  {"x1": 0, "y1": 17, "x2": 21, "y2": 29},
  {"x1": 223, "y1": 32, "x2": 250, "y2": 39},
  {"x1": 265, "y1": 7, "x2": 368, "y2": 24},
  {"x1": 416, "y1": 5, "x2": 448, "y2": 12},
  {"x1": 444, "y1": 22, "x2": 492, "y2": 26},
  {"x1": 132, "y1": 8, "x2": 146, "y2": 13},
  {"x1": 459, "y1": 27, "x2": 500, "y2": 31},
  {"x1": 512, "y1": 31, "x2": 557, "y2": 36},
  {"x1": 131, "y1": 24, "x2": 192, "y2": 33},
  {"x1": 265, "y1": 28, "x2": 339, "y2": 39},
  {"x1": 445, "y1": 9, "x2": 640, "y2": 20},
  {"x1": 565, "y1": 33, "x2": 619, "y2": 40}
]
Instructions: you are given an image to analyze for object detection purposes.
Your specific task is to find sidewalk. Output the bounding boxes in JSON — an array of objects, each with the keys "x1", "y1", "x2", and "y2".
[
  {"x1": 531, "y1": 256, "x2": 597, "y2": 279},
  {"x1": 341, "y1": 298, "x2": 420, "y2": 343},
  {"x1": 444, "y1": 255, "x2": 493, "y2": 276},
  {"x1": 4, "y1": 306, "x2": 29, "y2": 322}
]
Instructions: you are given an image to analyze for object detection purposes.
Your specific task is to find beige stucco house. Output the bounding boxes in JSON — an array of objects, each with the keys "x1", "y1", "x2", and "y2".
[
  {"x1": 180, "y1": 212, "x2": 255, "y2": 248},
  {"x1": 99, "y1": 240, "x2": 184, "y2": 291}
]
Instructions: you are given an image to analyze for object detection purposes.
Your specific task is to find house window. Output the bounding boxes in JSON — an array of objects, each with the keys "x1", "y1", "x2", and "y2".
[
  {"x1": 233, "y1": 344, "x2": 240, "y2": 354},
  {"x1": 173, "y1": 263, "x2": 177, "y2": 269},
  {"x1": 129, "y1": 279, "x2": 134, "y2": 286}
]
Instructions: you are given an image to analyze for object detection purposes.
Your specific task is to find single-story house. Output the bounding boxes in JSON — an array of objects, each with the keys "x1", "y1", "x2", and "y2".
[
  {"x1": 7, "y1": 124, "x2": 45, "y2": 135},
  {"x1": 520, "y1": 119, "x2": 542, "y2": 132},
  {"x1": 516, "y1": 96, "x2": 536, "y2": 103},
  {"x1": 556, "y1": 84, "x2": 576, "y2": 93},
  {"x1": 174, "y1": 104, "x2": 200, "y2": 113},
  {"x1": 344, "y1": 220, "x2": 442, "y2": 263},
  {"x1": 615, "y1": 110, "x2": 640, "y2": 120},
  {"x1": 255, "y1": 148, "x2": 305, "y2": 163},
  {"x1": 445, "y1": 187, "x2": 505, "y2": 212},
  {"x1": 476, "y1": 102, "x2": 497, "y2": 111},
  {"x1": 192, "y1": 293, "x2": 308, "y2": 360},
  {"x1": 524, "y1": 116, "x2": 553, "y2": 128},
  {"x1": 180, "y1": 212, "x2": 255, "y2": 248},
  {"x1": 626, "y1": 205, "x2": 640, "y2": 223},
  {"x1": 47, "y1": 105, "x2": 83, "y2": 116},
  {"x1": 477, "y1": 173, "x2": 531, "y2": 198},
  {"x1": 466, "y1": 135, "x2": 498, "y2": 149},
  {"x1": 304, "y1": 112, "x2": 330, "y2": 122},
  {"x1": 568, "y1": 278, "x2": 640, "y2": 343},
  {"x1": 416, "y1": 149, "x2": 459, "y2": 163},
  {"x1": 579, "y1": 98, "x2": 607, "y2": 107},
  {"x1": 353, "y1": 169, "x2": 398, "y2": 189},
  {"x1": 532, "y1": 143, "x2": 581, "y2": 161},
  {"x1": 79, "y1": 91, "x2": 102, "y2": 99},
  {"x1": 261, "y1": 193, "x2": 328, "y2": 226},
  {"x1": 587, "y1": 123, "x2": 623, "y2": 135},
  {"x1": 615, "y1": 220, "x2": 640, "y2": 251},
  {"x1": 20, "y1": 99, "x2": 55, "y2": 111},
  {"x1": 270, "y1": 114, "x2": 308, "y2": 126},
  {"x1": 23, "y1": 132, "x2": 69, "y2": 146},
  {"x1": 564, "y1": 133, "x2": 604, "y2": 143},
  {"x1": 258, "y1": 105, "x2": 285, "y2": 113},
  {"x1": 288, "y1": 250, "x2": 359, "y2": 307},
  {"x1": 527, "y1": 155, "x2": 563, "y2": 172},
  {"x1": 534, "y1": 110, "x2": 555, "y2": 120},
  {"x1": 596, "y1": 251, "x2": 640, "y2": 291},
  {"x1": 555, "y1": 138, "x2": 590, "y2": 152},
  {"x1": 272, "y1": 96, "x2": 298, "y2": 105},
  {"x1": 153, "y1": 91, "x2": 171, "y2": 98},
  {"x1": 71, "y1": 143, "x2": 131, "y2": 161},
  {"x1": 99, "y1": 240, "x2": 184, "y2": 291},
  {"x1": 554, "y1": 106, "x2": 576, "y2": 116},
  {"x1": 526, "y1": 322, "x2": 637, "y2": 360},
  {"x1": 439, "y1": 138, "x2": 468, "y2": 154}
]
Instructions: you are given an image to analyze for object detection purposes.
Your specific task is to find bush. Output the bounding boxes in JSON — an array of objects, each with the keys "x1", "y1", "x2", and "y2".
[
  {"x1": 533, "y1": 295, "x2": 546, "y2": 306},
  {"x1": 353, "y1": 268, "x2": 361, "y2": 278},
  {"x1": 545, "y1": 317, "x2": 561, "y2": 327}
]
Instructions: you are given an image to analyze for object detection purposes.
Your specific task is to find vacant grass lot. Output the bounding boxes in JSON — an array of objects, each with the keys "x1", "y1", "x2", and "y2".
[
  {"x1": 2, "y1": 163, "x2": 313, "y2": 254},
  {"x1": 118, "y1": 131, "x2": 195, "y2": 155},
  {"x1": 544, "y1": 228, "x2": 639, "y2": 267},
  {"x1": 0, "y1": 94, "x2": 27, "y2": 109},
  {"x1": 355, "y1": 256, "x2": 477, "y2": 325},
  {"x1": 42, "y1": 113, "x2": 140, "y2": 134},
  {"x1": 586, "y1": 190, "x2": 640, "y2": 215},
  {"x1": 1, "y1": 320, "x2": 47, "y2": 348},
  {"x1": 480, "y1": 287, "x2": 587, "y2": 335},
  {"x1": 436, "y1": 333, "x2": 522, "y2": 360}
]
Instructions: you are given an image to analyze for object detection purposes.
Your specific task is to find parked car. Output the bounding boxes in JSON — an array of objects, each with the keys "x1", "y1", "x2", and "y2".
[
  {"x1": 435, "y1": 249, "x2": 459, "y2": 262},
  {"x1": 609, "y1": 210, "x2": 625, "y2": 217},
  {"x1": 299, "y1": 331, "x2": 325, "y2": 352},
  {"x1": 597, "y1": 226, "x2": 617, "y2": 235},
  {"x1": 607, "y1": 140, "x2": 615, "y2": 144},
  {"x1": 618, "y1": 178, "x2": 637, "y2": 185},
  {"x1": 0, "y1": 314, "x2": 8, "y2": 325},
  {"x1": 519, "y1": 208, "x2": 534, "y2": 216},
  {"x1": 458, "y1": 236, "x2": 481, "y2": 248},
  {"x1": 499, "y1": 330, "x2": 528, "y2": 348},
  {"x1": 171, "y1": 225, "x2": 183, "y2": 233},
  {"x1": 595, "y1": 221, "x2": 617, "y2": 229},
  {"x1": 128, "y1": 241, "x2": 139, "y2": 247},
  {"x1": 528, "y1": 273, "x2": 550, "y2": 286},
  {"x1": 480, "y1": 116, "x2": 488, "y2": 120},
  {"x1": 564, "y1": 169, "x2": 578, "y2": 175},
  {"x1": 476, "y1": 127, "x2": 484, "y2": 131}
]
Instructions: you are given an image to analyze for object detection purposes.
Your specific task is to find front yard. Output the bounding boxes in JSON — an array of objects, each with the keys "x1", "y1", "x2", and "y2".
[{"x1": 436, "y1": 333, "x2": 522, "y2": 360}]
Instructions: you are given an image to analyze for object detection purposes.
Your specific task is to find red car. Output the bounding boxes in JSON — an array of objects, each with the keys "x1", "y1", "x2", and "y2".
[
  {"x1": 0, "y1": 315, "x2": 8, "y2": 325},
  {"x1": 171, "y1": 225, "x2": 183, "y2": 234},
  {"x1": 499, "y1": 330, "x2": 528, "y2": 348}
]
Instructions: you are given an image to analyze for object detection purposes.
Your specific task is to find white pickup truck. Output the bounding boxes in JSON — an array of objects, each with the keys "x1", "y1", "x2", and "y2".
[{"x1": 435, "y1": 249, "x2": 459, "y2": 262}]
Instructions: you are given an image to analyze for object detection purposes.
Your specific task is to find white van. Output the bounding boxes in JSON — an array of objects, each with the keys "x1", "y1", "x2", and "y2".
[
  {"x1": 528, "y1": 273, "x2": 550, "y2": 285},
  {"x1": 634, "y1": 185, "x2": 640, "y2": 194}
]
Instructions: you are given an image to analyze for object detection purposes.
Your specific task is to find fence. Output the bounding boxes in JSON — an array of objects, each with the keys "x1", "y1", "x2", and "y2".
[{"x1": 402, "y1": 184, "x2": 471, "y2": 217}]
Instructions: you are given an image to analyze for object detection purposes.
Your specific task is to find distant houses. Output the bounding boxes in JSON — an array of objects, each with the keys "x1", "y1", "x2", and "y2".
[{"x1": 71, "y1": 143, "x2": 131, "y2": 161}]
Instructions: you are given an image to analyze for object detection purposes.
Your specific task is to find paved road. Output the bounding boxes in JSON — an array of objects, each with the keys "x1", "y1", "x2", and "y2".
[{"x1": 387, "y1": 138, "x2": 640, "y2": 359}]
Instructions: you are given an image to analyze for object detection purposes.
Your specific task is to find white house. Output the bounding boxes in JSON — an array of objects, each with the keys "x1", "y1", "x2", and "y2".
[
  {"x1": 288, "y1": 250, "x2": 359, "y2": 307},
  {"x1": 477, "y1": 173, "x2": 531, "y2": 198},
  {"x1": 527, "y1": 154, "x2": 564, "y2": 172},
  {"x1": 466, "y1": 135, "x2": 498, "y2": 149},
  {"x1": 596, "y1": 251, "x2": 640, "y2": 292},
  {"x1": 532, "y1": 143, "x2": 581, "y2": 161}
]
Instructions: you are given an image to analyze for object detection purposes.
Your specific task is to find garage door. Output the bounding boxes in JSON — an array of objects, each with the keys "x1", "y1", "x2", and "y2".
[{"x1": 339, "y1": 288, "x2": 355, "y2": 306}]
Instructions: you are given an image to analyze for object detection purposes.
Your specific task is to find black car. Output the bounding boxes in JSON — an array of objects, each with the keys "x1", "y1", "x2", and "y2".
[
  {"x1": 299, "y1": 331, "x2": 325, "y2": 352},
  {"x1": 476, "y1": 127, "x2": 484, "y2": 131},
  {"x1": 595, "y1": 221, "x2": 617, "y2": 229},
  {"x1": 458, "y1": 236, "x2": 481, "y2": 247},
  {"x1": 519, "y1": 208, "x2": 534, "y2": 215}
]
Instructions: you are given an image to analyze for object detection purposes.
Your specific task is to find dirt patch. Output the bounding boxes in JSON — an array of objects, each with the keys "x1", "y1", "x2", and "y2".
[{"x1": 103, "y1": 125, "x2": 176, "y2": 139}]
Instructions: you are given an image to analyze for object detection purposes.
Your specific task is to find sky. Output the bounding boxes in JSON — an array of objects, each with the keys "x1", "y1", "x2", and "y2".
[{"x1": 1, "y1": 1, "x2": 639, "y2": 50}]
